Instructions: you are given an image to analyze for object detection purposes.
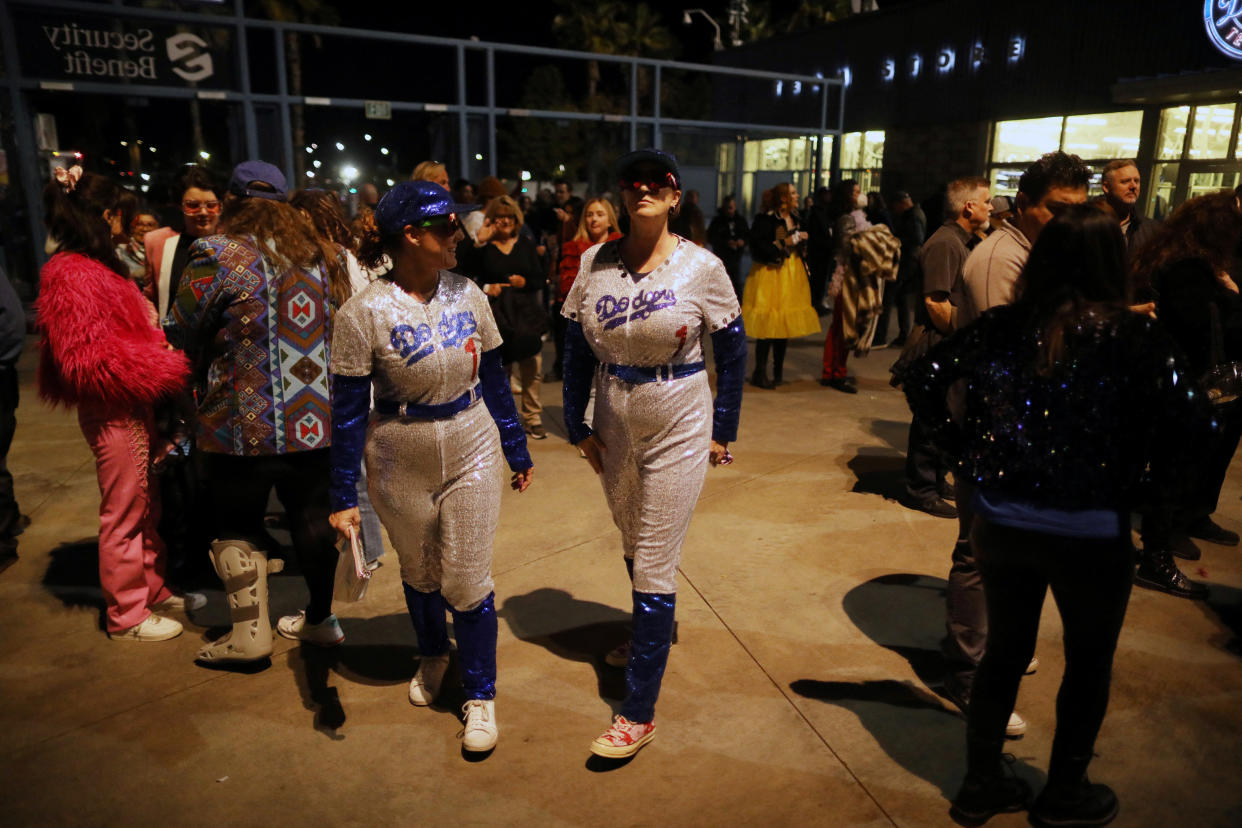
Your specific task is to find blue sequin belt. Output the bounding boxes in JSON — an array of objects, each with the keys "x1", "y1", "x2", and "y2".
[
  {"x1": 604, "y1": 361, "x2": 705, "y2": 384},
  {"x1": 374, "y1": 384, "x2": 482, "y2": 420}
]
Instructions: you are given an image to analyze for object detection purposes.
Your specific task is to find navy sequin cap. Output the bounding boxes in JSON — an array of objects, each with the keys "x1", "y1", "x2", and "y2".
[{"x1": 374, "y1": 181, "x2": 480, "y2": 235}]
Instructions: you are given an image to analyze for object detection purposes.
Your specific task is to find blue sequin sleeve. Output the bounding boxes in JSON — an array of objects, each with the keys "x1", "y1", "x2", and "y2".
[
  {"x1": 561, "y1": 319, "x2": 599, "y2": 444},
  {"x1": 479, "y1": 346, "x2": 533, "y2": 471},
  {"x1": 329, "y1": 372, "x2": 372, "y2": 511},
  {"x1": 709, "y1": 317, "x2": 747, "y2": 443}
]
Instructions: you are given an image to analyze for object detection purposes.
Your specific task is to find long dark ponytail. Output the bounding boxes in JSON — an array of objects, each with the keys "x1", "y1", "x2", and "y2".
[{"x1": 43, "y1": 170, "x2": 128, "y2": 277}]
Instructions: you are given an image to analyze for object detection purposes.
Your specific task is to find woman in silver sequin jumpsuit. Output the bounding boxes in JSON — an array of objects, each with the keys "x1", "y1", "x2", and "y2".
[
  {"x1": 328, "y1": 181, "x2": 533, "y2": 755},
  {"x1": 562, "y1": 149, "x2": 748, "y2": 759}
]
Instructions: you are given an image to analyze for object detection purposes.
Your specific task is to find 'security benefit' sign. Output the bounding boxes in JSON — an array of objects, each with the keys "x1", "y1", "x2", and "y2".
[{"x1": 15, "y1": 11, "x2": 233, "y2": 88}]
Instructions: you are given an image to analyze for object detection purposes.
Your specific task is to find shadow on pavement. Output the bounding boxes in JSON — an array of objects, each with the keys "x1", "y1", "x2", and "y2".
[
  {"x1": 42, "y1": 538, "x2": 106, "y2": 629},
  {"x1": 1199, "y1": 582, "x2": 1242, "y2": 658},
  {"x1": 847, "y1": 448, "x2": 908, "y2": 503},
  {"x1": 793, "y1": 573, "x2": 1042, "y2": 798},
  {"x1": 866, "y1": 418, "x2": 910, "y2": 452},
  {"x1": 501, "y1": 587, "x2": 629, "y2": 708}
]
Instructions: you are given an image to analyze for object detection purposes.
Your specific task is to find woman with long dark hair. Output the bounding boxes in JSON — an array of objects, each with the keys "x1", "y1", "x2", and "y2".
[
  {"x1": 329, "y1": 181, "x2": 533, "y2": 754},
  {"x1": 562, "y1": 149, "x2": 746, "y2": 759},
  {"x1": 37, "y1": 167, "x2": 190, "y2": 641},
  {"x1": 905, "y1": 205, "x2": 1210, "y2": 827}
]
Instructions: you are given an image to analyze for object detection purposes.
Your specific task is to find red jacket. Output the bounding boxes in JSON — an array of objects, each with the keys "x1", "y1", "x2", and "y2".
[
  {"x1": 36, "y1": 252, "x2": 189, "y2": 409},
  {"x1": 558, "y1": 232, "x2": 622, "y2": 302}
]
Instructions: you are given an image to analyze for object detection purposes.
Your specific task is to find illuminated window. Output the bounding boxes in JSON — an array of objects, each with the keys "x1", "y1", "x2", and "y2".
[
  {"x1": 760, "y1": 138, "x2": 790, "y2": 171},
  {"x1": 1188, "y1": 104, "x2": 1235, "y2": 159},
  {"x1": 841, "y1": 133, "x2": 863, "y2": 169},
  {"x1": 1156, "y1": 107, "x2": 1190, "y2": 160},
  {"x1": 989, "y1": 168, "x2": 1025, "y2": 198},
  {"x1": 862, "y1": 131, "x2": 885, "y2": 167},
  {"x1": 1061, "y1": 111, "x2": 1142, "y2": 159},
  {"x1": 992, "y1": 117, "x2": 1063, "y2": 164},
  {"x1": 743, "y1": 140, "x2": 761, "y2": 172}
]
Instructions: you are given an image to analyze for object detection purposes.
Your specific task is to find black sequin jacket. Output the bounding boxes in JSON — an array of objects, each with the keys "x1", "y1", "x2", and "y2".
[{"x1": 903, "y1": 303, "x2": 1214, "y2": 511}]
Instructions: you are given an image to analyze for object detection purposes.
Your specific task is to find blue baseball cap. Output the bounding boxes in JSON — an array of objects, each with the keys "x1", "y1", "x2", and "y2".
[
  {"x1": 374, "y1": 180, "x2": 480, "y2": 235},
  {"x1": 228, "y1": 160, "x2": 288, "y2": 201}
]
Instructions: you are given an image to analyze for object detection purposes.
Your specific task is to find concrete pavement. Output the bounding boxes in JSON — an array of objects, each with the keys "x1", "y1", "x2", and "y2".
[{"x1": 2, "y1": 330, "x2": 1240, "y2": 827}]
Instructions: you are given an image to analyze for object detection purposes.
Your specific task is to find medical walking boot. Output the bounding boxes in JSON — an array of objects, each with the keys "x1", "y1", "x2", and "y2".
[{"x1": 196, "y1": 539, "x2": 279, "y2": 663}]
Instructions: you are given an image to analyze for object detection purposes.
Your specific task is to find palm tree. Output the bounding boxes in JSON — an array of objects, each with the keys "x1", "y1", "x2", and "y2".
[
  {"x1": 552, "y1": 0, "x2": 623, "y2": 100},
  {"x1": 255, "y1": 0, "x2": 340, "y2": 181}
]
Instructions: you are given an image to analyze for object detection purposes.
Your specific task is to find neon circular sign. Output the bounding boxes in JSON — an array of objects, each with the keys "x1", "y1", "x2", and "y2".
[{"x1": 1206, "y1": 1, "x2": 1242, "y2": 60}]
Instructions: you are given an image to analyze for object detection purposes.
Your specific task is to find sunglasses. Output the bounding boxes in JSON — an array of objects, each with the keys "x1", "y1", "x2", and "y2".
[
  {"x1": 619, "y1": 172, "x2": 677, "y2": 192},
  {"x1": 417, "y1": 214, "x2": 462, "y2": 236},
  {"x1": 182, "y1": 199, "x2": 222, "y2": 214}
]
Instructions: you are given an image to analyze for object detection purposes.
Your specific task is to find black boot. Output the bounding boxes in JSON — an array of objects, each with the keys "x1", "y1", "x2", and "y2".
[
  {"x1": 772, "y1": 339, "x2": 788, "y2": 386},
  {"x1": 1135, "y1": 547, "x2": 1208, "y2": 599},
  {"x1": 1030, "y1": 754, "x2": 1118, "y2": 827},
  {"x1": 949, "y1": 733, "x2": 1031, "y2": 826},
  {"x1": 751, "y1": 340, "x2": 774, "y2": 389}
]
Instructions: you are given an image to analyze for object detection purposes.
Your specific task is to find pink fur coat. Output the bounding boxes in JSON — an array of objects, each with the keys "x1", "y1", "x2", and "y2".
[{"x1": 37, "y1": 252, "x2": 188, "y2": 409}]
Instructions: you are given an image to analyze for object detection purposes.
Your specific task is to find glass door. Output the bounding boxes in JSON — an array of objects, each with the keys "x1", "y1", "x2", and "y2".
[{"x1": 1172, "y1": 162, "x2": 1242, "y2": 210}]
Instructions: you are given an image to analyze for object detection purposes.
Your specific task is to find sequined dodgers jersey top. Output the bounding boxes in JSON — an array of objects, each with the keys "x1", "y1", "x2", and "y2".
[
  {"x1": 562, "y1": 238, "x2": 741, "y2": 366},
  {"x1": 330, "y1": 273, "x2": 501, "y2": 402}
]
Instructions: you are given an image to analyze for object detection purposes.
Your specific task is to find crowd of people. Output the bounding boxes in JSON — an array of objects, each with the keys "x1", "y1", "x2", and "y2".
[{"x1": 11, "y1": 135, "x2": 1240, "y2": 827}]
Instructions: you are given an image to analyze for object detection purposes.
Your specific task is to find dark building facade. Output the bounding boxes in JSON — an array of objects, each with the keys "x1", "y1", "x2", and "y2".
[{"x1": 713, "y1": 0, "x2": 1242, "y2": 214}]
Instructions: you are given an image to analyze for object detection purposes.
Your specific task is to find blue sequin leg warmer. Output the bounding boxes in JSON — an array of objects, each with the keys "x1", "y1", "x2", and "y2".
[
  {"x1": 621, "y1": 590, "x2": 676, "y2": 723},
  {"x1": 450, "y1": 592, "x2": 498, "y2": 700},
  {"x1": 402, "y1": 583, "x2": 450, "y2": 657}
]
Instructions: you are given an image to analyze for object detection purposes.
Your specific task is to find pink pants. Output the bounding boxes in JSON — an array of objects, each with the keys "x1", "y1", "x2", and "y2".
[{"x1": 78, "y1": 404, "x2": 170, "y2": 632}]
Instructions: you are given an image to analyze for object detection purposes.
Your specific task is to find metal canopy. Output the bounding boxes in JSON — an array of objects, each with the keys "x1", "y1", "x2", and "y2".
[{"x1": 0, "y1": 0, "x2": 844, "y2": 267}]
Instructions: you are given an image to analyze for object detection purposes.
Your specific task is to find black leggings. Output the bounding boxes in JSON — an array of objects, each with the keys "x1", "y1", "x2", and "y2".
[
  {"x1": 753, "y1": 338, "x2": 788, "y2": 379},
  {"x1": 969, "y1": 519, "x2": 1134, "y2": 766},
  {"x1": 206, "y1": 449, "x2": 338, "y2": 623}
]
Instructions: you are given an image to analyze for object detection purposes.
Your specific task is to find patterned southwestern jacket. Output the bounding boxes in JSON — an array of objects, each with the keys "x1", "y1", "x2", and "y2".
[{"x1": 165, "y1": 234, "x2": 333, "y2": 456}]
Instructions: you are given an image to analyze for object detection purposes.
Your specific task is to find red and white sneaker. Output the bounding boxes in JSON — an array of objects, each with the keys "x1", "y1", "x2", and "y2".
[{"x1": 590, "y1": 715, "x2": 656, "y2": 758}]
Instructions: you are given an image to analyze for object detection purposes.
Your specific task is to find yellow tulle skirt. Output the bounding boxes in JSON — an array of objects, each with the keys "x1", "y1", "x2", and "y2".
[{"x1": 741, "y1": 255, "x2": 822, "y2": 339}]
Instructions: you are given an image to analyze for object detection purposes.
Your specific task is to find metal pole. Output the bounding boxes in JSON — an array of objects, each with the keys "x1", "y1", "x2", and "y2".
[
  {"x1": 273, "y1": 23, "x2": 294, "y2": 187},
  {"x1": 630, "y1": 62, "x2": 638, "y2": 150},
  {"x1": 816, "y1": 82, "x2": 829, "y2": 190},
  {"x1": 833, "y1": 81, "x2": 846, "y2": 183},
  {"x1": 652, "y1": 63, "x2": 662, "y2": 148},
  {"x1": 0, "y1": 0, "x2": 49, "y2": 271},
  {"x1": 456, "y1": 44, "x2": 468, "y2": 181},
  {"x1": 486, "y1": 48, "x2": 497, "y2": 177},
  {"x1": 234, "y1": 0, "x2": 258, "y2": 159}
]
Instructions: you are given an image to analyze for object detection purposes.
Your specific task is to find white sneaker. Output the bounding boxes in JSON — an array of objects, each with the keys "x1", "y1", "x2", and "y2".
[
  {"x1": 461, "y1": 699, "x2": 498, "y2": 752},
  {"x1": 408, "y1": 654, "x2": 450, "y2": 706},
  {"x1": 152, "y1": 591, "x2": 207, "y2": 612},
  {"x1": 277, "y1": 611, "x2": 344, "y2": 646},
  {"x1": 1006, "y1": 710, "x2": 1028, "y2": 737},
  {"x1": 111, "y1": 613, "x2": 183, "y2": 641}
]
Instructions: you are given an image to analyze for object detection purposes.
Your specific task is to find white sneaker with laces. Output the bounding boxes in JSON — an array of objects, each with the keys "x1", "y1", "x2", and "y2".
[
  {"x1": 111, "y1": 613, "x2": 183, "y2": 642},
  {"x1": 277, "y1": 611, "x2": 344, "y2": 646},
  {"x1": 408, "y1": 654, "x2": 450, "y2": 706},
  {"x1": 461, "y1": 699, "x2": 498, "y2": 752},
  {"x1": 1006, "y1": 710, "x2": 1028, "y2": 737},
  {"x1": 152, "y1": 591, "x2": 207, "y2": 612}
]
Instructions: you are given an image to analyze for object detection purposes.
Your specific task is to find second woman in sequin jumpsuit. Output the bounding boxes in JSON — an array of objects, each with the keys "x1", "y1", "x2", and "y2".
[{"x1": 562, "y1": 149, "x2": 747, "y2": 759}]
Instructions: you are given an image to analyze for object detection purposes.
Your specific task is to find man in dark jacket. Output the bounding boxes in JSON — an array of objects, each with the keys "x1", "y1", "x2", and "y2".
[
  {"x1": 875, "y1": 191, "x2": 925, "y2": 347},
  {"x1": 1101, "y1": 159, "x2": 1160, "y2": 256},
  {"x1": 805, "y1": 187, "x2": 834, "y2": 314},
  {"x1": 706, "y1": 195, "x2": 749, "y2": 297}
]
